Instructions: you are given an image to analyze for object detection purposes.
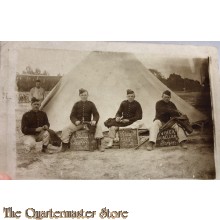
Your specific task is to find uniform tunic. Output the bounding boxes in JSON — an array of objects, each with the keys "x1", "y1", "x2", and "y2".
[
  {"x1": 30, "y1": 87, "x2": 45, "y2": 102},
  {"x1": 150, "y1": 100, "x2": 187, "y2": 143},
  {"x1": 21, "y1": 110, "x2": 50, "y2": 135},
  {"x1": 154, "y1": 100, "x2": 180, "y2": 123},
  {"x1": 116, "y1": 100, "x2": 142, "y2": 124},
  {"x1": 107, "y1": 100, "x2": 143, "y2": 139},
  {"x1": 70, "y1": 101, "x2": 100, "y2": 125}
]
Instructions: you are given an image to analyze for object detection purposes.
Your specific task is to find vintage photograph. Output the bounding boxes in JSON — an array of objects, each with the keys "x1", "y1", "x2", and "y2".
[{"x1": 1, "y1": 42, "x2": 218, "y2": 179}]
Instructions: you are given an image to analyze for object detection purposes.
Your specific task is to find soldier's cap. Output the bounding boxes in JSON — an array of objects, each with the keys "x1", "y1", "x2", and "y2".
[
  {"x1": 127, "y1": 89, "x2": 134, "y2": 95},
  {"x1": 79, "y1": 88, "x2": 88, "y2": 94},
  {"x1": 31, "y1": 97, "x2": 40, "y2": 104},
  {"x1": 36, "y1": 79, "x2": 41, "y2": 82},
  {"x1": 163, "y1": 90, "x2": 171, "y2": 97}
]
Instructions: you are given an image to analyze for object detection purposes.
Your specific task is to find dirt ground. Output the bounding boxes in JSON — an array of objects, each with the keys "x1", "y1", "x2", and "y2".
[{"x1": 16, "y1": 102, "x2": 215, "y2": 180}]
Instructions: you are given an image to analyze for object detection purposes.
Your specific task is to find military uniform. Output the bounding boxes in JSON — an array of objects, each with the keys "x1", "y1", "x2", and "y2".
[
  {"x1": 115, "y1": 100, "x2": 142, "y2": 125},
  {"x1": 21, "y1": 110, "x2": 50, "y2": 151},
  {"x1": 149, "y1": 100, "x2": 187, "y2": 143},
  {"x1": 154, "y1": 100, "x2": 180, "y2": 123},
  {"x1": 70, "y1": 100, "x2": 99, "y2": 124},
  {"x1": 61, "y1": 100, "x2": 103, "y2": 144},
  {"x1": 30, "y1": 87, "x2": 45, "y2": 103},
  {"x1": 108, "y1": 100, "x2": 143, "y2": 139}
]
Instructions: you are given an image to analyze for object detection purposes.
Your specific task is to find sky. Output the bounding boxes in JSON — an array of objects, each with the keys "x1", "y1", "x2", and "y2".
[
  {"x1": 16, "y1": 41, "x2": 219, "y2": 82},
  {"x1": 148, "y1": 41, "x2": 220, "y2": 67},
  {"x1": 149, "y1": 41, "x2": 220, "y2": 57},
  {"x1": 17, "y1": 49, "x2": 90, "y2": 76}
]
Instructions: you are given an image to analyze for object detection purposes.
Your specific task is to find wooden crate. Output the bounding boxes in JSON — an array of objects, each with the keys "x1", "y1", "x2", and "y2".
[
  {"x1": 156, "y1": 128, "x2": 179, "y2": 147},
  {"x1": 70, "y1": 130, "x2": 95, "y2": 151},
  {"x1": 118, "y1": 128, "x2": 139, "y2": 148}
]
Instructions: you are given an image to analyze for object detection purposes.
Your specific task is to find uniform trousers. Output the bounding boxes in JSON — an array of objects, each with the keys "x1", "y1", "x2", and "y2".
[
  {"x1": 61, "y1": 123, "x2": 103, "y2": 144},
  {"x1": 108, "y1": 120, "x2": 144, "y2": 139},
  {"x1": 149, "y1": 119, "x2": 187, "y2": 143},
  {"x1": 23, "y1": 130, "x2": 50, "y2": 150}
]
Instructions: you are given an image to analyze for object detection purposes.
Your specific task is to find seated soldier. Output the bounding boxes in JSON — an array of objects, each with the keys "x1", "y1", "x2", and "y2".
[
  {"x1": 21, "y1": 97, "x2": 50, "y2": 153},
  {"x1": 148, "y1": 90, "x2": 188, "y2": 151},
  {"x1": 105, "y1": 89, "x2": 143, "y2": 148},
  {"x1": 60, "y1": 88, "x2": 104, "y2": 152}
]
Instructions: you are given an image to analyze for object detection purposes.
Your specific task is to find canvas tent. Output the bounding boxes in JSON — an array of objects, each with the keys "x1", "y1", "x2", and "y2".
[{"x1": 41, "y1": 51, "x2": 207, "y2": 131}]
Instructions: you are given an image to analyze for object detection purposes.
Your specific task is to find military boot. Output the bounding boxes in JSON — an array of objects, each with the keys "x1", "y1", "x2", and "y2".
[
  {"x1": 146, "y1": 141, "x2": 155, "y2": 151},
  {"x1": 97, "y1": 138, "x2": 105, "y2": 152},
  {"x1": 180, "y1": 140, "x2": 188, "y2": 149},
  {"x1": 106, "y1": 138, "x2": 113, "y2": 149},
  {"x1": 61, "y1": 142, "x2": 69, "y2": 152},
  {"x1": 41, "y1": 145, "x2": 49, "y2": 153}
]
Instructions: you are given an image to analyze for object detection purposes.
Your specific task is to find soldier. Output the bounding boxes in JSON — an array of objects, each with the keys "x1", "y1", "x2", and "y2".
[
  {"x1": 105, "y1": 89, "x2": 143, "y2": 148},
  {"x1": 30, "y1": 79, "x2": 45, "y2": 103},
  {"x1": 21, "y1": 97, "x2": 50, "y2": 153},
  {"x1": 60, "y1": 88, "x2": 104, "y2": 152},
  {"x1": 148, "y1": 90, "x2": 188, "y2": 151}
]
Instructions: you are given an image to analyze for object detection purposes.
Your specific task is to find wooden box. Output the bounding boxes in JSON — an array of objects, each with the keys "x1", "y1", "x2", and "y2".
[
  {"x1": 156, "y1": 128, "x2": 179, "y2": 147},
  {"x1": 118, "y1": 128, "x2": 139, "y2": 148},
  {"x1": 70, "y1": 130, "x2": 94, "y2": 151}
]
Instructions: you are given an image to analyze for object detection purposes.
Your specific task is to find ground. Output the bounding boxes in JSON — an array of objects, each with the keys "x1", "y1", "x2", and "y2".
[{"x1": 16, "y1": 92, "x2": 216, "y2": 180}]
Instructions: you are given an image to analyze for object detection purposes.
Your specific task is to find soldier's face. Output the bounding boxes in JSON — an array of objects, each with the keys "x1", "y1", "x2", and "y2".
[
  {"x1": 127, "y1": 93, "x2": 135, "y2": 102},
  {"x1": 80, "y1": 91, "x2": 88, "y2": 101},
  {"x1": 162, "y1": 94, "x2": 171, "y2": 103},
  {"x1": 31, "y1": 101, "x2": 41, "y2": 111},
  {"x1": 36, "y1": 82, "x2": 40, "y2": 88}
]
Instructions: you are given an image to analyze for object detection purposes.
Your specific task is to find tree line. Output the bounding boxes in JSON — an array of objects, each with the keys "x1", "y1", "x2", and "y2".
[
  {"x1": 17, "y1": 66, "x2": 208, "y2": 93},
  {"x1": 19, "y1": 66, "x2": 63, "y2": 76},
  {"x1": 16, "y1": 75, "x2": 62, "y2": 92},
  {"x1": 16, "y1": 66, "x2": 63, "y2": 91},
  {"x1": 149, "y1": 69, "x2": 203, "y2": 92}
]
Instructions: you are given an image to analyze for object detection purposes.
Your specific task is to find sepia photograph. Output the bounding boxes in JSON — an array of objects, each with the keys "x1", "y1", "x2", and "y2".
[{"x1": 0, "y1": 42, "x2": 219, "y2": 179}]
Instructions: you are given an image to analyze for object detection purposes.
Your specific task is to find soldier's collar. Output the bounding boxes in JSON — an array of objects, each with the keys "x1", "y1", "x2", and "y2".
[{"x1": 30, "y1": 109, "x2": 40, "y2": 112}]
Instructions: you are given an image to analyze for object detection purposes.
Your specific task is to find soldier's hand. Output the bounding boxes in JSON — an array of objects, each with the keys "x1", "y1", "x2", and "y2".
[
  {"x1": 91, "y1": 120, "x2": 96, "y2": 126},
  {"x1": 35, "y1": 127, "x2": 43, "y2": 132},
  {"x1": 116, "y1": 117, "x2": 121, "y2": 122},
  {"x1": 75, "y1": 121, "x2": 81, "y2": 125},
  {"x1": 43, "y1": 125, "x2": 49, "y2": 130},
  {"x1": 122, "y1": 119, "x2": 129, "y2": 123}
]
